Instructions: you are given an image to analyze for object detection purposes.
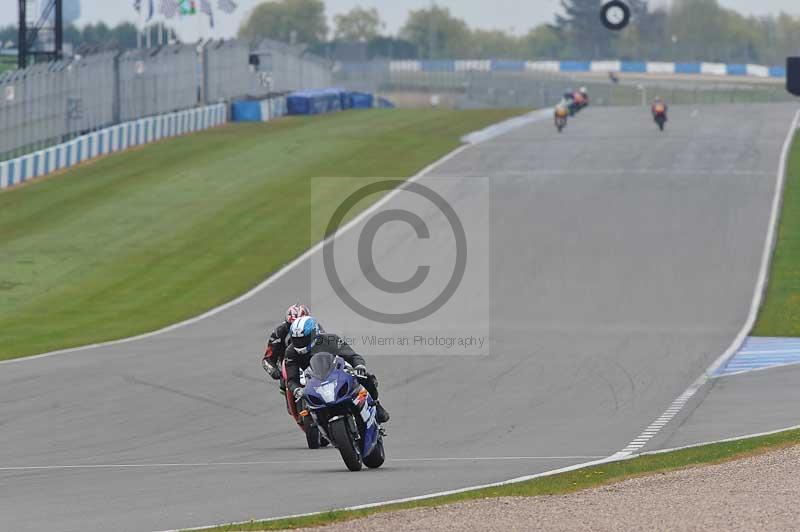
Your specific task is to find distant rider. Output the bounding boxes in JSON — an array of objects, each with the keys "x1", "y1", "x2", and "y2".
[
  {"x1": 651, "y1": 96, "x2": 668, "y2": 118},
  {"x1": 554, "y1": 103, "x2": 569, "y2": 125},
  {"x1": 284, "y1": 316, "x2": 391, "y2": 423},
  {"x1": 261, "y1": 304, "x2": 313, "y2": 394},
  {"x1": 574, "y1": 87, "x2": 589, "y2": 108}
]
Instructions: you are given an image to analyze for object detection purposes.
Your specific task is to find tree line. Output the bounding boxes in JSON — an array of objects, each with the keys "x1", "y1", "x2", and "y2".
[
  {"x1": 0, "y1": 22, "x2": 167, "y2": 55},
  {"x1": 3, "y1": 0, "x2": 799, "y2": 65},
  {"x1": 239, "y1": 0, "x2": 800, "y2": 65}
]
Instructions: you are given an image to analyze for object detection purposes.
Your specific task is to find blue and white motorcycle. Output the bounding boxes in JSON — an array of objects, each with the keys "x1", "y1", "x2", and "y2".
[{"x1": 302, "y1": 353, "x2": 386, "y2": 471}]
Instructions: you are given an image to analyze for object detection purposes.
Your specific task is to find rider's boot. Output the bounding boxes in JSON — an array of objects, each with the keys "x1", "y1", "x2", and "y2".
[{"x1": 375, "y1": 401, "x2": 390, "y2": 423}]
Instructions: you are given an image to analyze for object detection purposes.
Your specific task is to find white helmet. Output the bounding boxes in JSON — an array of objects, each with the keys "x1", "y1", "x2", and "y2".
[
  {"x1": 290, "y1": 316, "x2": 320, "y2": 355},
  {"x1": 579, "y1": 86, "x2": 588, "y2": 94}
]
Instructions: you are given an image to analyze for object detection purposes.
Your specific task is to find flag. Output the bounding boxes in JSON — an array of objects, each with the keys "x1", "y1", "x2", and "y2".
[
  {"x1": 200, "y1": 0, "x2": 214, "y2": 27},
  {"x1": 133, "y1": 0, "x2": 141, "y2": 12},
  {"x1": 179, "y1": 0, "x2": 196, "y2": 15},
  {"x1": 217, "y1": 0, "x2": 237, "y2": 14},
  {"x1": 160, "y1": 0, "x2": 180, "y2": 18},
  {"x1": 146, "y1": 0, "x2": 155, "y2": 20}
]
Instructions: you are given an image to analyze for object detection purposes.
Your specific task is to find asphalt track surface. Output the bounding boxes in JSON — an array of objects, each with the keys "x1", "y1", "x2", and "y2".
[{"x1": 1, "y1": 103, "x2": 797, "y2": 532}]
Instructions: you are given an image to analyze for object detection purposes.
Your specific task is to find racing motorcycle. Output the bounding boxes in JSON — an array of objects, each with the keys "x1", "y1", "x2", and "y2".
[
  {"x1": 281, "y1": 359, "x2": 328, "y2": 449},
  {"x1": 653, "y1": 103, "x2": 668, "y2": 131},
  {"x1": 302, "y1": 353, "x2": 386, "y2": 472},
  {"x1": 554, "y1": 106, "x2": 568, "y2": 133}
]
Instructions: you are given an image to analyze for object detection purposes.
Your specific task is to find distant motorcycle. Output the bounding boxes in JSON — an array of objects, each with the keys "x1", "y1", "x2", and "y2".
[
  {"x1": 281, "y1": 359, "x2": 327, "y2": 449},
  {"x1": 303, "y1": 353, "x2": 386, "y2": 472},
  {"x1": 652, "y1": 102, "x2": 668, "y2": 131},
  {"x1": 554, "y1": 106, "x2": 569, "y2": 133}
]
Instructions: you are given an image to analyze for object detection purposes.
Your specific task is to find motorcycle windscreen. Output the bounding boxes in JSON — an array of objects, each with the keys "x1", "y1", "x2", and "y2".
[{"x1": 308, "y1": 352, "x2": 337, "y2": 380}]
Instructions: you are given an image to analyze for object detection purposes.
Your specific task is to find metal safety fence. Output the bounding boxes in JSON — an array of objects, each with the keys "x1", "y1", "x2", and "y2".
[
  {"x1": 333, "y1": 61, "x2": 794, "y2": 110},
  {"x1": 0, "y1": 39, "x2": 333, "y2": 162}
]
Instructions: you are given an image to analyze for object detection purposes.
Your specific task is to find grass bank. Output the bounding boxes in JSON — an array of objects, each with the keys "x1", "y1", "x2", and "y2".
[
  {"x1": 754, "y1": 132, "x2": 800, "y2": 336},
  {"x1": 0, "y1": 108, "x2": 521, "y2": 360},
  {"x1": 196, "y1": 427, "x2": 800, "y2": 531}
]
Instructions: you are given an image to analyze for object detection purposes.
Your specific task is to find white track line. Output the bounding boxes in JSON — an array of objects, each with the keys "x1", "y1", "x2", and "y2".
[
  {"x1": 0, "y1": 456, "x2": 605, "y2": 472},
  {"x1": 1, "y1": 110, "x2": 549, "y2": 367},
  {"x1": 617, "y1": 108, "x2": 800, "y2": 456},
  {"x1": 155, "y1": 453, "x2": 633, "y2": 532},
  {"x1": 639, "y1": 423, "x2": 800, "y2": 456},
  {"x1": 156, "y1": 421, "x2": 800, "y2": 532}
]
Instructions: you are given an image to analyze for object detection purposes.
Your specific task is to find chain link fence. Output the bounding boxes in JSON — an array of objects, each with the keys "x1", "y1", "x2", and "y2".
[
  {"x1": 0, "y1": 52, "x2": 117, "y2": 162},
  {"x1": 0, "y1": 40, "x2": 333, "y2": 162},
  {"x1": 249, "y1": 39, "x2": 334, "y2": 95},
  {"x1": 118, "y1": 44, "x2": 198, "y2": 121}
]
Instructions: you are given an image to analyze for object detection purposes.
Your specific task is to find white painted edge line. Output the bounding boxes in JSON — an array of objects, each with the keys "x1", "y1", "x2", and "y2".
[
  {"x1": 154, "y1": 453, "x2": 635, "y2": 532},
  {"x1": 706, "y1": 108, "x2": 800, "y2": 377},
  {"x1": 154, "y1": 422, "x2": 800, "y2": 532},
  {"x1": 640, "y1": 423, "x2": 800, "y2": 456},
  {"x1": 0, "y1": 110, "x2": 543, "y2": 367},
  {"x1": 616, "y1": 108, "x2": 800, "y2": 455},
  {"x1": 0, "y1": 456, "x2": 606, "y2": 472}
]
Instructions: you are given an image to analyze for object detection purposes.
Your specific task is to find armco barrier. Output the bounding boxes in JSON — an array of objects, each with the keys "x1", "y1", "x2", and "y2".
[
  {"x1": 385, "y1": 59, "x2": 787, "y2": 78},
  {"x1": 0, "y1": 103, "x2": 226, "y2": 190}
]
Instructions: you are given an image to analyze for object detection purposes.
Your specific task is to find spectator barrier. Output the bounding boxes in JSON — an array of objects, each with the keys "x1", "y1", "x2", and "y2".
[{"x1": 0, "y1": 103, "x2": 226, "y2": 190}]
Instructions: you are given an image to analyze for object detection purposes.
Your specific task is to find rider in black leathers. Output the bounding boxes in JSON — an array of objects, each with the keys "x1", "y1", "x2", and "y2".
[
  {"x1": 261, "y1": 304, "x2": 312, "y2": 394},
  {"x1": 284, "y1": 316, "x2": 390, "y2": 423}
]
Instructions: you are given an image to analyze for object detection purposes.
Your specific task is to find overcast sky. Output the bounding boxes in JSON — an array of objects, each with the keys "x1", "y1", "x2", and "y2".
[{"x1": 4, "y1": 0, "x2": 800, "y2": 43}]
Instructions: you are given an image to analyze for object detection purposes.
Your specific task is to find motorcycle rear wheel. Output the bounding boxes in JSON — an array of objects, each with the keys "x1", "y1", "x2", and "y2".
[
  {"x1": 329, "y1": 417, "x2": 363, "y2": 471},
  {"x1": 302, "y1": 410, "x2": 322, "y2": 449}
]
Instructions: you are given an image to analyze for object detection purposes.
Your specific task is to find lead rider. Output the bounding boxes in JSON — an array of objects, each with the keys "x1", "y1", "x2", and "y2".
[{"x1": 284, "y1": 316, "x2": 391, "y2": 423}]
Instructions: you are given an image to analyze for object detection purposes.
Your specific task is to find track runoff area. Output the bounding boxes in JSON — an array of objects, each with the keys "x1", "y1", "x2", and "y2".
[{"x1": 1, "y1": 103, "x2": 798, "y2": 532}]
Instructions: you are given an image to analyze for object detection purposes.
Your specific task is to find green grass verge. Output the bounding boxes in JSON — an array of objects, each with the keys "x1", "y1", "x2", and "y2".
[
  {"x1": 197, "y1": 427, "x2": 800, "y2": 531},
  {"x1": 754, "y1": 132, "x2": 800, "y2": 336},
  {"x1": 0, "y1": 108, "x2": 521, "y2": 360}
]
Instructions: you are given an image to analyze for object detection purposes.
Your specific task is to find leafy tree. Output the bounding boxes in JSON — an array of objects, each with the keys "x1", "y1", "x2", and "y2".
[
  {"x1": 367, "y1": 37, "x2": 418, "y2": 60},
  {"x1": 63, "y1": 24, "x2": 82, "y2": 47},
  {"x1": 524, "y1": 24, "x2": 563, "y2": 59},
  {"x1": 81, "y1": 22, "x2": 112, "y2": 47},
  {"x1": 613, "y1": 1, "x2": 667, "y2": 60},
  {"x1": 239, "y1": 0, "x2": 328, "y2": 45},
  {"x1": 400, "y1": 6, "x2": 470, "y2": 59},
  {"x1": 0, "y1": 25, "x2": 16, "y2": 46},
  {"x1": 555, "y1": 0, "x2": 616, "y2": 59},
  {"x1": 334, "y1": 7, "x2": 384, "y2": 42},
  {"x1": 107, "y1": 22, "x2": 139, "y2": 50},
  {"x1": 468, "y1": 29, "x2": 523, "y2": 59}
]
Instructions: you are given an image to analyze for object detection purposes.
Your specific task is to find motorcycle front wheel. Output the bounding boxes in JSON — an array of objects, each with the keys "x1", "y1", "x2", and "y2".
[
  {"x1": 363, "y1": 437, "x2": 385, "y2": 469},
  {"x1": 329, "y1": 417, "x2": 363, "y2": 471}
]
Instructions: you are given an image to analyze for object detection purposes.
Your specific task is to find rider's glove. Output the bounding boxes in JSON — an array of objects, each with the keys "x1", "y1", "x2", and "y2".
[
  {"x1": 293, "y1": 387, "x2": 305, "y2": 401},
  {"x1": 354, "y1": 365, "x2": 368, "y2": 378},
  {"x1": 262, "y1": 359, "x2": 281, "y2": 380}
]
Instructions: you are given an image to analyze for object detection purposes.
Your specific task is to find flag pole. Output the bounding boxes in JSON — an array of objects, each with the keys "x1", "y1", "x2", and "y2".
[{"x1": 137, "y1": 2, "x2": 143, "y2": 48}]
